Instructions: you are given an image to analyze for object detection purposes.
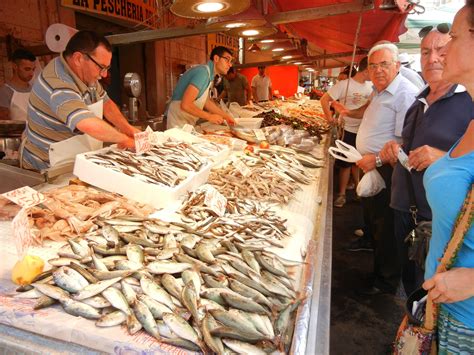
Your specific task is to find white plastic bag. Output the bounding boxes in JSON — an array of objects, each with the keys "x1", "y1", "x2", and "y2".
[
  {"x1": 328, "y1": 140, "x2": 386, "y2": 197},
  {"x1": 356, "y1": 170, "x2": 386, "y2": 197}
]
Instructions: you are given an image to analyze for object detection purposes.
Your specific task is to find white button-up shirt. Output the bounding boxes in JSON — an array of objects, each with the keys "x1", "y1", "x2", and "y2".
[{"x1": 356, "y1": 74, "x2": 419, "y2": 155}]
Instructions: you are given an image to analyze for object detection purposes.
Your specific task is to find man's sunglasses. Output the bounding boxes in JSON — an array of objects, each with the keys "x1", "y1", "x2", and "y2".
[
  {"x1": 418, "y1": 23, "x2": 451, "y2": 38},
  {"x1": 84, "y1": 53, "x2": 110, "y2": 74}
]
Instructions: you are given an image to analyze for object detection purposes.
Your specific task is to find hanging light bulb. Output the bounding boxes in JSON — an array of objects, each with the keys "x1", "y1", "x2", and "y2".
[
  {"x1": 196, "y1": 2, "x2": 224, "y2": 12},
  {"x1": 242, "y1": 29, "x2": 260, "y2": 36}
]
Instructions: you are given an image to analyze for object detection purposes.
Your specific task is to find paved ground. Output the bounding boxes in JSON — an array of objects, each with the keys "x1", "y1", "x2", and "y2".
[{"x1": 329, "y1": 189, "x2": 404, "y2": 355}]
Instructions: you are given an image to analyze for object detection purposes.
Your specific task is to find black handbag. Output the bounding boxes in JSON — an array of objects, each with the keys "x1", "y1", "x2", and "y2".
[
  {"x1": 402, "y1": 104, "x2": 432, "y2": 269},
  {"x1": 404, "y1": 220, "x2": 432, "y2": 269}
]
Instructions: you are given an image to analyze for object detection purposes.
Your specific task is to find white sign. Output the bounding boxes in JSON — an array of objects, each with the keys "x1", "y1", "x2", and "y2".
[
  {"x1": 2, "y1": 186, "x2": 46, "y2": 209},
  {"x1": 182, "y1": 124, "x2": 195, "y2": 134},
  {"x1": 134, "y1": 131, "x2": 151, "y2": 154},
  {"x1": 253, "y1": 129, "x2": 266, "y2": 141},
  {"x1": 232, "y1": 157, "x2": 252, "y2": 178},
  {"x1": 12, "y1": 207, "x2": 33, "y2": 257},
  {"x1": 202, "y1": 185, "x2": 227, "y2": 217}
]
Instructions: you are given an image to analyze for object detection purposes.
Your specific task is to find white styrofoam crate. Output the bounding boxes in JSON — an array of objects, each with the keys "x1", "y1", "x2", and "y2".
[
  {"x1": 73, "y1": 146, "x2": 212, "y2": 209},
  {"x1": 234, "y1": 117, "x2": 264, "y2": 129},
  {"x1": 160, "y1": 128, "x2": 231, "y2": 166}
]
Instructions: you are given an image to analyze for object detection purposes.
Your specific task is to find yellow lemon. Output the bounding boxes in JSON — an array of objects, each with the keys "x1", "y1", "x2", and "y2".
[{"x1": 11, "y1": 255, "x2": 45, "y2": 285}]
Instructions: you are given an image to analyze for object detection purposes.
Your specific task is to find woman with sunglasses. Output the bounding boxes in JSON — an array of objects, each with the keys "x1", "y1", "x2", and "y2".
[{"x1": 422, "y1": 1, "x2": 474, "y2": 352}]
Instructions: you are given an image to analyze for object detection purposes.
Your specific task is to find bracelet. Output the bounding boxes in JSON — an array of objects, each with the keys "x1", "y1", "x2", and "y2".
[{"x1": 375, "y1": 154, "x2": 383, "y2": 168}]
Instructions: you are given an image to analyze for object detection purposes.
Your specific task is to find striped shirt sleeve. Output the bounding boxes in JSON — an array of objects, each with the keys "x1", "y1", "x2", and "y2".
[{"x1": 50, "y1": 88, "x2": 97, "y2": 131}]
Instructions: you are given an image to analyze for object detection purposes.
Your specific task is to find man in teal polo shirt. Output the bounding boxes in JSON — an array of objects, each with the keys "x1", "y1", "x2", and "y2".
[{"x1": 166, "y1": 46, "x2": 235, "y2": 129}]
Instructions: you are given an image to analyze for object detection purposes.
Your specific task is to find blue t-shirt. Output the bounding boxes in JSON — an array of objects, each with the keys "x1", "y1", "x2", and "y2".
[
  {"x1": 424, "y1": 139, "x2": 474, "y2": 328},
  {"x1": 171, "y1": 61, "x2": 214, "y2": 101},
  {"x1": 391, "y1": 85, "x2": 474, "y2": 219}
]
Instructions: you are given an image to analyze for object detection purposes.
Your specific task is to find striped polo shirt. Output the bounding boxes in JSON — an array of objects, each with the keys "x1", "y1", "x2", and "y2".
[{"x1": 22, "y1": 54, "x2": 109, "y2": 171}]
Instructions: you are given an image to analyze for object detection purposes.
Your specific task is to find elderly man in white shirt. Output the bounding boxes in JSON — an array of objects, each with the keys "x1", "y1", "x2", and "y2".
[{"x1": 353, "y1": 43, "x2": 419, "y2": 296}]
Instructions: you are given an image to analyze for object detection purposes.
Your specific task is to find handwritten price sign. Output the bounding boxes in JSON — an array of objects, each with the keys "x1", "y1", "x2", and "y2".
[
  {"x1": 232, "y1": 157, "x2": 252, "y2": 178},
  {"x1": 12, "y1": 207, "x2": 32, "y2": 258},
  {"x1": 253, "y1": 129, "x2": 266, "y2": 142},
  {"x1": 134, "y1": 131, "x2": 151, "y2": 155},
  {"x1": 202, "y1": 185, "x2": 227, "y2": 217},
  {"x1": 2, "y1": 186, "x2": 46, "y2": 209}
]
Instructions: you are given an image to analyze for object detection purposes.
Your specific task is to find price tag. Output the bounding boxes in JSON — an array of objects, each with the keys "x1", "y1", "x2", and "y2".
[
  {"x1": 253, "y1": 129, "x2": 266, "y2": 141},
  {"x1": 232, "y1": 157, "x2": 252, "y2": 177},
  {"x1": 2, "y1": 186, "x2": 46, "y2": 209},
  {"x1": 12, "y1": 207, "x2": 33, "y2": 258},
  {"x1": 202, "y1": 185, "x2": 227, "y2": 217},
  {"x1": 183, "y1": 124, "x2": 195, "y2": 134},
  {"x1": 134, "y1": 131, "x2": 151, "y2": 155}
]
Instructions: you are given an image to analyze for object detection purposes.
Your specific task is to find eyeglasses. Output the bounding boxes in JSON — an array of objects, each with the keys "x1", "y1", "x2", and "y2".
[
  {"x1": 84, "y1": 53, "x2": 110, "y2": 74},
  {"x1": 418, "y1": 23, "x2": 451, "y2": 38},
  {"x1": 219, "y1": 55, "x2": 234, "y2": 64},
  {"x1": 368, "y1": 61, "x2": 394, "y2": 70}
]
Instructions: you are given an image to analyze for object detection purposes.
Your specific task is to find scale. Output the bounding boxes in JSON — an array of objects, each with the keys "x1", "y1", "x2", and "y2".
[{"x1": 123, "y1": 72, "x2": 142, "y2": 123}]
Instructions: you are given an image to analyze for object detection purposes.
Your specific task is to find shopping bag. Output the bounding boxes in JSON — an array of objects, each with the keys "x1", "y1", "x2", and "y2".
[
  {"x1": 356, "y1": 170, "x2": 386, "y2": 197},
  {"x1": 394, "y1": 316, "x2": 437, "y2": 355},
  {"x1": 394, "y1": 288, "x2": 437, "y2": 355}
]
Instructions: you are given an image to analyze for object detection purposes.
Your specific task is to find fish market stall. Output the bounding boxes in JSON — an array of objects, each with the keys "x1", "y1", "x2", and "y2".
[{"x1": 0, "y1": 109, "x2": 335, "y2": 354}]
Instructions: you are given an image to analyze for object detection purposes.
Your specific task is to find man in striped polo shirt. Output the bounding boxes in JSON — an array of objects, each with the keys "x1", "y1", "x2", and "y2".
[{"x1": 21, "y1": 30, "x2": 139, "y2": 171}]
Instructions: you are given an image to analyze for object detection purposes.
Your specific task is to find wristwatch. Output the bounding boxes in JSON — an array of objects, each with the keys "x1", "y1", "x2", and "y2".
[{"x1": 375, "y1": 154, "x2": 383, "y2": 168}]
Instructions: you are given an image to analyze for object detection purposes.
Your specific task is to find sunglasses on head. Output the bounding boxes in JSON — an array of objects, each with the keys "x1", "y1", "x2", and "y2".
[{"x1": 418, "y1": 23, "x2": 451, "y2": 38}]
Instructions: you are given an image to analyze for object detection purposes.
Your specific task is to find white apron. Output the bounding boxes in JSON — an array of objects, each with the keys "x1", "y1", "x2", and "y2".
[
  {"x1": 5, "y1": 84, "x2": 30, "y2": 122},
  {"x1": 48, "y1": 100, "x2": 104, "y2": 167},
  {"x1": 167, "y1": 65, "x2": 211, "y2": 129}
]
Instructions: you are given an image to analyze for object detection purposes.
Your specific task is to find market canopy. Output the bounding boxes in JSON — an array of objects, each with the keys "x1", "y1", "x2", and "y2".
[{"x1": 268, "y1": 0, "x2": 410, "y2": 68}]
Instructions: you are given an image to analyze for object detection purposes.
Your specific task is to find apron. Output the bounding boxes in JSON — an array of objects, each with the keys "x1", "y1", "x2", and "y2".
[
  {"x1": 167, "y1": 65, "x2": 211, "y2": 129},
  {"x1": 5, "y1": 84, "x2": 30, "y2": 122},
  {"x1": 48, "y1": 100, "x2": 104, "y2": 167}
]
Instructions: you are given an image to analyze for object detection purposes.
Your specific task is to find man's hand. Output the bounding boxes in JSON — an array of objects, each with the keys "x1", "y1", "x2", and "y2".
[
  {"x1": 331, "y1": 101, "x2": 348, "y2": 116},
  {"x1": 207, "y1": 113, "x2": 224, "y2": 125},
  {"x1": 117, "y1": 136, "x2": 135, "y2": 150},
  {"x1": 356, "y1": 154, "x2": 377, "y2": 173},
  {"x1": 123, "y1": 125, "x2": 141, "y2": 137},
  {"x1": 380, "y1": 140, "x2": 400, "y2": 166},
  {"x1": 423, "y1": 268, "x2": 474, "y2": 303},
  {"x1": 224, "y1": 114, "x2": 236, "y2": 126},
  {"x1": 408, "y1": 145, "x2": 445, "y2": 171}
]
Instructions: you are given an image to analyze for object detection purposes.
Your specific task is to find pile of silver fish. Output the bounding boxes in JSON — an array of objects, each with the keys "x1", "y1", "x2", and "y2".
[
  {"x1": 208, "y1": 146, "x2": 317, "y2": 204},
  {"x1": 208, "y1": 163, "x2": 297, "y2": 204},
  {"x1": 85, "y1": 141, "x2": 209, "y2": 187},
  {"x1": 180, "y1": 190, "x2": 291, "y2": 249},
  {"x1": 15, "y1": 215, "x2": 302, "y2": 354},
  {"x1": 189, "y1": 141, "x2": 227, "y2": 158}
]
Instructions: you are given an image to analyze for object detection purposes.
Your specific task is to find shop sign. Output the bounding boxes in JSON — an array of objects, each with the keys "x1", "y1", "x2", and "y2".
[
  {"x1": 207, "y1": 33, "x2": 239, "y2": 57},
  {"x1": 61, "y1": 0, "x2": 159, "y2": 29}
]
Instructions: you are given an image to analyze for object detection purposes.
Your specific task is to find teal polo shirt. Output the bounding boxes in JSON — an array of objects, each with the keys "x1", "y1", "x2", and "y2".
[{"x1": 171, "y1": 61, "x2": 214, "y2": 101}]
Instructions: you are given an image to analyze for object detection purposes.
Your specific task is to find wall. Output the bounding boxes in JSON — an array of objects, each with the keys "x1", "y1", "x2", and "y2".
[
  {"x1": 0, "y1": 0, "x2": 75, "y2": 84},
  {"x1": 239, "y1": 65, "x2": 299, "y2": 98},
  {"x1": 0, "y1": 0, "x2": 208, "y2": 117}
]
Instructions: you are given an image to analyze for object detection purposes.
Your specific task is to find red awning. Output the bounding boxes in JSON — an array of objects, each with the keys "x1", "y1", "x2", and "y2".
[{"x1": 272, "y1": 0, "x2": 408, "y2": 62}]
